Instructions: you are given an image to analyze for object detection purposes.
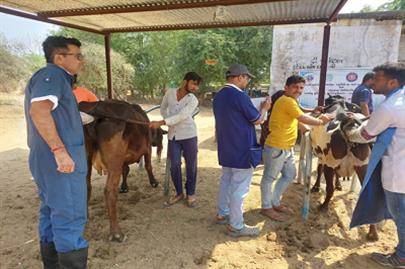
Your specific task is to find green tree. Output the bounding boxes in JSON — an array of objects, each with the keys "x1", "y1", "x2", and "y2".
[
  {"x1": 0, "y1": 35, "x2": 30, "y2": 93},
  {"x1": 360, "y1": 5, "x2": 375, "y2": 12},
  {"x1": 54, "y1": 26, "x2": 273, "y2": 98},
  {"x1": 176, "y1": 27, "x2": 272, "y2": 92},
  {"x1": 112, "y1": 32, "x2": 179, "y2": 98},
  {"x1": 377, "y1": 0, "x2": 405, "y2": 10},
  {"x1": 79, "y1": 42, "x2": 135, "y2": 99}
]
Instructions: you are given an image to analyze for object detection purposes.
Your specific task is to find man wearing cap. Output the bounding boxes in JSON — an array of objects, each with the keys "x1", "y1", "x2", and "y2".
[
  {"x1": 213, "y1": 64, "x2": 271, "y2": 237},
  {"x1": 150, "y1": 72, "x2": 203, "y2": 208}
]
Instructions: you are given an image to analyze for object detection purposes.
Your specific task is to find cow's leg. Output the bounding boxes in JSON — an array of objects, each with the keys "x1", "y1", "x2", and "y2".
[
  {"x1": 311, "y1": 163, "x2": 323, "y2": 193},
  {"x1": 85, "y1": 140, "x2": 93, "y2": 208},
  {"x1": 157, "y1": 144, "x2": 163, "y2": 163},
  {"x1": 105, "y1": 171, "x2": 125, "y2": 242},
  {"x1": 119, "y1": 164, "x2": 130, "y2": 193},
  {"x1": 335, "y1": 175, "x2": 342, "y2": 191},
  {"x1": 319, "y1": 165, "x2": 335, "y2": 211},
  {"x1": 144, "y1": 148, "x2": 159, "y2": 188},
  {"x1": 355, "y1": 164, "x2": 379, "y2": 241}
]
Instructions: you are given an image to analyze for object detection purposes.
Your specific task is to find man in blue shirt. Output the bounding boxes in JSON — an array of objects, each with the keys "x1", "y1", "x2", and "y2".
[
  {"x1": 351, "y1": 72, "x2": 375, "y2": 116},
  {"x1": 213, "y1": 64, "x2": 271, "y2": 237},
  {"x1": 24, "y1": 36, "x2": 88, "y2": 268}
]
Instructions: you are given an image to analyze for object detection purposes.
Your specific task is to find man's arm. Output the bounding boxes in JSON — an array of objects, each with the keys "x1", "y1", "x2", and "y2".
[
  {"x1": 252, "y1": 97, "x2": 272, "y2": 125},
  {"x1": 359, "y1": 102, "x2": 370, "y2": 116},
  {"x1": 298, "y1": 114, "x2": 331, "y2": 126},
  {"x1": 30, "y1": 100, "x2": 75, "y2": 173}
]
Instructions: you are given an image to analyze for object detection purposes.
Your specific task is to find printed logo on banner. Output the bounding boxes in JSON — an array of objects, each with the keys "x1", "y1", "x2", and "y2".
[{"x1": 346, "y1": 72, "x2": 358, "y2": 82}]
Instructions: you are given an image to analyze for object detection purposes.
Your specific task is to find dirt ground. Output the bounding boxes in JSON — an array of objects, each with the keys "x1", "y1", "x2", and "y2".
[{"x1": 0, "y1": 94, "x2": 397, "y2": 269}]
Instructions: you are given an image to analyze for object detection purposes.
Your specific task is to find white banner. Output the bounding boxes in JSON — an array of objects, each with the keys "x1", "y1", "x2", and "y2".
[{"x1": 298, "y1": 68, "x2": 384, "y2": 108}]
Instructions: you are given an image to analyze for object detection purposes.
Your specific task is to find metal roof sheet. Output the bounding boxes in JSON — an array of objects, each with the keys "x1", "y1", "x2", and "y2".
[{"x1": 1, "y1": 0, "x2": 346, "y2": 33}]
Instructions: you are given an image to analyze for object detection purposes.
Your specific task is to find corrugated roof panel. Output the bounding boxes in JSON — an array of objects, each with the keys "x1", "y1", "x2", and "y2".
[{"x1": 1, "y1": 0, "x2": 345, "y2": 32}]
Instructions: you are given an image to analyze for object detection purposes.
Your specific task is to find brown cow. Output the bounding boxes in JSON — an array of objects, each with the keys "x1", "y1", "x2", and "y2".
[
  {"x1": 309, "y1": 96, "x2": 378, "y2": 241},
  {"x1": 79, "y1": 100, "x2": 159, "y2": 242},
  {"x1": 119, "y1": 126, "x2": 167, "y2": 193}
]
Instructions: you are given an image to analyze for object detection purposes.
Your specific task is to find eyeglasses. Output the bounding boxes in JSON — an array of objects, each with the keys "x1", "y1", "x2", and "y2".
[
  {"x1": 59, "y1": 53, "x2": 85, "y2": 61},
  {"x1": 241, "y1": 74, "x2": 251, "y2": 83}
]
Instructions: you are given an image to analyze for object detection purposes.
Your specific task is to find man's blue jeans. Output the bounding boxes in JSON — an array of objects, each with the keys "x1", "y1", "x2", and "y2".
[
  {"x1": 217, "y1": 167, "x2": 254, "y2": 230},
  {"x1": 168, "y1": 137, "x2": 198, "y2": 196},
  {"x1": 384, "y1": 189, "x2": 405, "y2": 259},
  {"x1": 260, "y1": 145, "x2": 296, "y2": 209}
]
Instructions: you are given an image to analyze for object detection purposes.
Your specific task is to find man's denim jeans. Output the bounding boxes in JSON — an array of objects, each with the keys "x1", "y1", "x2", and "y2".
[
  {"x1": 260, "y1": 145, "x2": 296, "y2": 209},
  {"x1": 384, "y1": 189, "x2": 405, "y2": 259},
  {"x1": 217, "y1": 167, "x2": 254, "y2": 230}
]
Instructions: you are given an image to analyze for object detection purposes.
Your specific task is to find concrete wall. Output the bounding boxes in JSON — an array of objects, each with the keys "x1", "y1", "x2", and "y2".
[{"x1": 270, "y1": 19, "x2": 403, "y2": 94}]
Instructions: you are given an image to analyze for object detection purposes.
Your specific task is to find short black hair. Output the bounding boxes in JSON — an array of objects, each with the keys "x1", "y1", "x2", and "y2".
[
  {"x1": 362, "y1": 72, "x2": 375, "y2": 84},
  {"x1": 373, "y1": 62, "x2": 405, "y2": 86},
  {"x1": 42, "y1": 36, "x2": 82, "y2": 63},
  {"x1": 285, "y1": 75, "x2": 306, "y2": 86},
  {"x1": 183, "y1": 72, "x2": 203, "y2": 84}
]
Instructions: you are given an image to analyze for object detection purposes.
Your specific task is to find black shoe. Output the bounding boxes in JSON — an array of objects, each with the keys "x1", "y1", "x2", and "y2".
[
  {"x1": 40, "y1": 242, "x2": 59, "y2": 269},
  {"x1": 371, "y1": 252, "x2": 405, "y2": 268},
  {"x1": 58, "y1": 248, "x2": 88, "y2": 269}
]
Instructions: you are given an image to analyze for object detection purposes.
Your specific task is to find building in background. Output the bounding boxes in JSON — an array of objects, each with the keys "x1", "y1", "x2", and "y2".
[{"x1": 270, "y1": 11, "x2": 404, "y2": 107}]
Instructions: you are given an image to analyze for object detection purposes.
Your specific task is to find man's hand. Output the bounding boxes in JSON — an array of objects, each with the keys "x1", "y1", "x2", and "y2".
[
  {"x1": 54, "y1": 149, "x2": 75, "y2": 173},
  {"x1": 318, "y1": 114, "x2": 333, "y2": 125},
  {"x1": 149, "y1": 120, "x2": 165, "y2": 129},
  {"x1": 313, "y1": 106, "x2": 324, "y2": 113},
  {"x1": 260, "y1": 97, "x2": 272, "y2": 111}
]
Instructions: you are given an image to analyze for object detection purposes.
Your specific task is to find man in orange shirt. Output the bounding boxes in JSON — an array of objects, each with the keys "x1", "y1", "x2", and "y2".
[
  {"x1": 72, "y1": 75, "x2": 97, "y2": 124},
  {"x1": 72, "y1": 75, "x2": 98, "y2": 103}
]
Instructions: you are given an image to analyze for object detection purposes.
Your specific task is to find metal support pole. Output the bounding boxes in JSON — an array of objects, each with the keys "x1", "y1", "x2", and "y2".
[
  {"x1": 302, "y1": 132, "x2": 312, "y2": 220},
  {"x1": 104, "y1": 34, "x2": 113, "y2": 99},
  {"x1": 297, "y1": 131, "x2": 307, "y2": 184},
  {"x1": 318, "y1": 23, "x2": 331, "y2": 106}
]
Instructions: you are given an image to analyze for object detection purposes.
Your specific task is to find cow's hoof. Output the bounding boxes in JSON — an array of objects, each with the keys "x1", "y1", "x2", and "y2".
[
  {"x1": 311, "y1": 187, "x2": 320, "y2": 193},
  {"x1": 366, "y1": 232, "x2": 379, "y2": 242},
  {"x1": 335, "y1": 186, "x2": 342, "y2": 191},
  {"x1": 150, "y1": 181, "x2": 159, "y2": 188},
  {"x1": 109, "y1": 233, "x2": 127, "y2": 242},
  {"x1": 119, "y1": 188, "x2": 129, "y2": 193},
  {"x1": 318, "y1": 204, "x2": 328, "y2": 212}
]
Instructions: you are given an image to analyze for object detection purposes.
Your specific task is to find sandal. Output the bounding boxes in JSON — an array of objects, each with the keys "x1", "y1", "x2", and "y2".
[
  {"x1": 215, "y1": 214, "x2": 229, "y2": 225},
  {"x1": 164, "y1": 194, "x2": 184, "y2": 206},
  {"x1": 260, "y1": 208, "x2": 286, "y2": 222},
  {"x1": 185, "y1": 195, "x2": 196, "y2": 208},
  {"x1": 273, "y1": 204, "x2": 294, "y2": 214}
]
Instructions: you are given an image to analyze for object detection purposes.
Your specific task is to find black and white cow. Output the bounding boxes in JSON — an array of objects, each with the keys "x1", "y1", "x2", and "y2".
[{"x1": 309, "y1": 95, "x2": 378, "y2": 241}]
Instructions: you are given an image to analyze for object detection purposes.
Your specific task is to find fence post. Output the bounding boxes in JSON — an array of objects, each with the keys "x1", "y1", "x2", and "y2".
[
  {"x1": 297, "y1": 131, "x2": 306, "y2": 184},
  {"x1": 302, "y1": 132, "x2": 312, "y2": 221}
]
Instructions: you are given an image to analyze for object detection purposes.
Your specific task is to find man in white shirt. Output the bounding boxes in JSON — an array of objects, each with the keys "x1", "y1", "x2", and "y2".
[
  {"x1": 346, "y1": 63, "x2": 405, "y2": 268},
  {"x1": 150, "y1": 72, "x2": 202, "y2": 207}
]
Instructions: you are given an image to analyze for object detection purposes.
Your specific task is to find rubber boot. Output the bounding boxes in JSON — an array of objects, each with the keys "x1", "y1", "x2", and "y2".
[
  {"x1": 40, "y1": 241, "x2": 59, "y2": 269},
  {"x1": 58, "y1": 247, "x2": 88, "y2": 269}
]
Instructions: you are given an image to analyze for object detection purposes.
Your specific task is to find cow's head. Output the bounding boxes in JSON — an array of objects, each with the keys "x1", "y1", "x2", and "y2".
[{"x1": 324, "y1": 94, "x2": 362, "y2": 115}]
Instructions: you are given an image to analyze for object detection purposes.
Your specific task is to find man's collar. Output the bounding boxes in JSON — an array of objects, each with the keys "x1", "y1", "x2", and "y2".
[
  {"x1": 47, "y1": 63, "x2": 73, "y2": 76},
  {"x1": 225, "y1": 83, "x2": 243, "y2": 92}
]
